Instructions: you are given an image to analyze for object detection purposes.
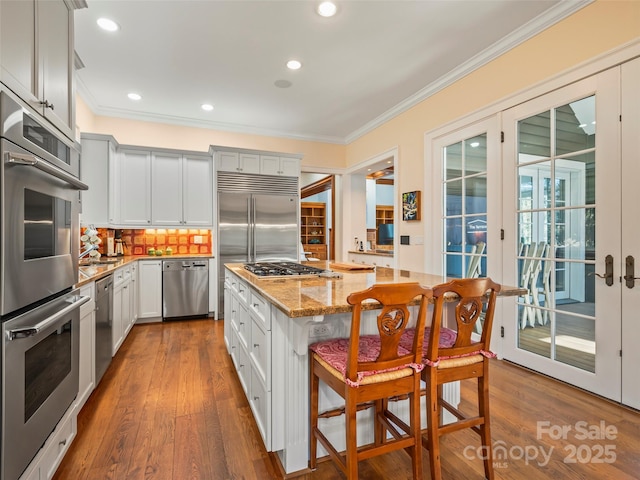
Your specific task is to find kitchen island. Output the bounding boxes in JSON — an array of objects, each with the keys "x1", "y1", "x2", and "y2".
[{"x1": 223, "y1": 262, "x2": 522, "y2": 475}]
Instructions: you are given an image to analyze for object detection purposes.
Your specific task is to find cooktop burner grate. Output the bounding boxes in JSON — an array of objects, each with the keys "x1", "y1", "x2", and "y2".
[{"x1": 243, "y1": 262, "x2": 325, "y2": 278}]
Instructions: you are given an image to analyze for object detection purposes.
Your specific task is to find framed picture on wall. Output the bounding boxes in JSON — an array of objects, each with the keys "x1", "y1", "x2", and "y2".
[{"x1": 402, "y1": 191, "x2": 421, "y2": 221}]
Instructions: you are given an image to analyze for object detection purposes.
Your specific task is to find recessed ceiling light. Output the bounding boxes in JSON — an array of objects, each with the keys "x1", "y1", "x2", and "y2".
[
  {"x1": 317, "y1": 1, "x2": 337, "y2": 17},
  {"x1": 97, "y1": 17, "x2": 119, "y2": 32},
  {"x1": 127, "y1": 93, "x2": 141, "y2": 101},
  {"x1": 286, "y1": 60, "x2": 302, "y2": 70},
  {"x1": 201, "y1": 104, "x2": 214, "y2": 111}
]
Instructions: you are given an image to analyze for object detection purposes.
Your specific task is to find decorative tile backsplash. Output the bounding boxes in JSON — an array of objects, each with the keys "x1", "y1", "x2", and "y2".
[{"x1": 88, "y1": 228, "x2": 212, "y2": 256}]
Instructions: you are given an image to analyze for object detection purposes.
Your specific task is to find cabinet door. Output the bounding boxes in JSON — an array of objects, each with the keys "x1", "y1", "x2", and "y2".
[
  {"x1": 112, "y1": 283, "x2": 124, "y2": 355},
  {"x1": 279, "y1": 157, "x2": 300, "y2": 177},
  {"x1": 151, "y1": 152, "x2": 183, "y2": 225},
  {"x1": 218, "y1": 151, "x2": 239, "y2": 172},
  {"x1": 80, "y1": 135, "x2": 112, "y2": 226},
  {"x1": 38, "y1": 0, "x2": 73, "y2": 138},
  {"x1": 121, "y1": 280, "x2": 132, "y2": 336},
  {"x1": 239, "y1": 153, "x2": 260, "y2": 174},
  {"x1": 260, "y1": 155, "x2": 280, "y2": 175},
  {"x1": 119, "y1": 149, "x2": 152, "y2": 226},
  {"x1": 183, "y1": 154, "x2": 213, "y2": 226},
  {"x1": 0, "y1": 0, "x2": 36, "y2": 102},
  {"x1": 138, "y1": 261, "x2": 162, "y2": 318}
]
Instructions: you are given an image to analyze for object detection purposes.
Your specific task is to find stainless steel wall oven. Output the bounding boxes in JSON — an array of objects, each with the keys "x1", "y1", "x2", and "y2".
[{"x1": 1, "y1": 90, "x2": 89, "y2": 480}]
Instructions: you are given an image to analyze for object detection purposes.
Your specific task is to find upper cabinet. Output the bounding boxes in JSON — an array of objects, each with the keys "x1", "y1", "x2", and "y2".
[
  {"x1": 213, "y1": 147, "x2": 301, "y2": 177},
  {"x1": 0, "y1": 0, "x2": 79, "y2": 140},
  {"x1": 80, "y1": 133, "x2": 117, "y2": 226},
  {"x1": 152, "y1": 151, "x2": 213, "y2": 226},
  {"x1": 218, "y1": 151, "x2": 260, "y2": 174},
  {"x1": 260, "y1": 155, "x2": 300, "y2": 177},
  {"x1": 118, "y1": 149, "x2": 152, "y2": 226}
]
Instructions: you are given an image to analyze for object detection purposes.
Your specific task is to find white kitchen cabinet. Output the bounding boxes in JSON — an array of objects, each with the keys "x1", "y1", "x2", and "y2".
[
  {"x1": 260, "y1": 155, "x2": 300, "y2": 177},
  {"x1": 151, "y1": 151, "x2": 213, "y2": 226},
  {"x1": 18, "y1": 403, "x2": 77, "y2": 480},
  {"x1": 118, "y1": 149, "x2": 152, "y2": 226},
  {"x1": 77, "y1": 282, "x2": 96, "y2": 412},
  {"x1": 80, "y1": 134, "x2": 117, "y2": 227},
  {"x1": 112, "y1": 265, "x2": 133, "y2": 355},
  {"x1": 224, "y1": 268, "x2": 276, "y2": 449},
  {"x1": 137, "y1": 260, "x2": 162, "y2": 321},
  {"x1": 216, "y1": 151, "x2": 261, "y2": 174},
  {"x1": 0, "y1": 0, "x2": 77, "y2": 139}
]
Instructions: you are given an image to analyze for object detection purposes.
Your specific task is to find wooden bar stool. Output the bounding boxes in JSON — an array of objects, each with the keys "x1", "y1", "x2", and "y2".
[
  {"x1": 421, "y1": 277, "x2": 501, "y2": 480},
  {"x1": 308, "y1": 282, "x2": 432, "y2": 479}
]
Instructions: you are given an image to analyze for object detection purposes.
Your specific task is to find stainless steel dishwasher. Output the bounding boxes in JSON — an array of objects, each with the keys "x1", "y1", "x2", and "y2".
[
  {"x1": 95, "y1": 274, "x2": 113, "y2": 384},
  {"x1": 162, "y1": 259, "x2": 209, "y2": 319}
]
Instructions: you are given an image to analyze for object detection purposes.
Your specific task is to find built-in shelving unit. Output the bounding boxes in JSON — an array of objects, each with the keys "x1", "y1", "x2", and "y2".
[
  {"x1": 301, "y1": 202, "x2": 327, "y2": 260},
  {"x1": 375, "y1": 205, "x2": 394, "y2": 246}
]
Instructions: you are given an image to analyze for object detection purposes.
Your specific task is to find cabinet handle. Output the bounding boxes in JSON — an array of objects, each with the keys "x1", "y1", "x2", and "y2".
[
  {"x1": 253, "y1": 396, "x2": 259, "y2": 401},
  {"x1": 239, "y1": 322, "x2": 244, "y2": 325},
  {"x1": 253, "y1": 343, "x2": 259, "y2": 348},
  {"x1": 59, "y1": 438, "x2": 67, "y2": 446},
  {"x1": 253, "y1": 303, "x2": 259, "y2": 308},
  {"x1": 40, "y1": 99, "x2": 55, "y2": 110}
]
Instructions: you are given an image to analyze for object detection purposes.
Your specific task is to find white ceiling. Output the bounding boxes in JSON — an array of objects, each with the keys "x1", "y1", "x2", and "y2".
[{"x1": 74, "y1": 0, "x2": 584, "y2": 145}]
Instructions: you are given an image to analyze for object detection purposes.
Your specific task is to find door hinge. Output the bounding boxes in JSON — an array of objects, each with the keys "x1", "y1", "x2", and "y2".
[
  {"x1": 500, "y1": 229, "x2": 505, "y2": 240},
  {"x1": 501, "y1": 326, "x2": 505, "y2": 338},
  {"x1": 501, "y1": 131, "x2": 505, "y2": 143}
]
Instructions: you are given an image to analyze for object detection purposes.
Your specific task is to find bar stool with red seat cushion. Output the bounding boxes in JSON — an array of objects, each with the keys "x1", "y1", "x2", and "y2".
[
  {"x1": 421, "y1": 277, "x2": 501, "y2": 480},
  {"x1": 308, "y1": 282, "x2": 432, "y2": 479}
]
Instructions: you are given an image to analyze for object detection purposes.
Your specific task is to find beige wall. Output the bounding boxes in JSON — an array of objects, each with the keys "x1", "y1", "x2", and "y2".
[{"x1": 76, "y1": 97, "x2": 346, "y2": 169}]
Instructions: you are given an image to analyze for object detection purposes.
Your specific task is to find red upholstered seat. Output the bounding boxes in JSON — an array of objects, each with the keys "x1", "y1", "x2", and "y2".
[{"x1": 310, "y1": 335, "x2": 422, "y2": 387}]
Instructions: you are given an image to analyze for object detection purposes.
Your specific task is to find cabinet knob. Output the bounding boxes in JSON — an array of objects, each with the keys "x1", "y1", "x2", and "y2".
[{"x1": 253, "y1": 343, "x2": 259, "y2": 348}]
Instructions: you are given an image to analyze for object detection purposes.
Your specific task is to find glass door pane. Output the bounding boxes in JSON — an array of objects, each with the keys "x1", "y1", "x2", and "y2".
[{"x1": 514, "y1": 95, "x2": 597, "y2": 372}]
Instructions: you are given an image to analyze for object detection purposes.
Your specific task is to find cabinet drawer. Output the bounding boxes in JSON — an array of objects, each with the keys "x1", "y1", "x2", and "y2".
[
  {"x1": 249, "y1": 367, "x2": 271, "y2": 448},
  {"x1": 250, "y1": 319, "x2": 270, "y2": 389},
  {"x1": 236, "y1": 302, "x2": 250, "y2": 348},
  {"x1": 40, "y1": 411, "x2": 75, "y2": 479},
  {"x1": 236, "y1": 342, "x2": 250, "y2": 394},
  {"x1": 236, "y1": 279, "x2": 249, "y2": 302},
  {"x1": 249, "y1": 291, "x2": 269, "y2": 328}
]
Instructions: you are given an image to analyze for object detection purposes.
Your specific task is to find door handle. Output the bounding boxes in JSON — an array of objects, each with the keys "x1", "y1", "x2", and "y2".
[
  {"x1": 590, "y1": 254, "x2": 614, "y2": 286},
  {"x1": 624, "y1": 255, "x2": 640, "y2": 288}
]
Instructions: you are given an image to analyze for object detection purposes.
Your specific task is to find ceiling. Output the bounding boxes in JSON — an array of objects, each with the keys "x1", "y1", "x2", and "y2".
[{"x1": 74, "y1": 0, "x2": 583, "y2": 145}]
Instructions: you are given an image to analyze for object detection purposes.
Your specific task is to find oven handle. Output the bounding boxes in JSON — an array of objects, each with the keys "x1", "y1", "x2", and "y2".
[
  {"x1": 6, "y1": 295, "x2": 90, "y2": 341},
  {"x1": 6, "y1": 152, "x2": 89, "y2": 191}
]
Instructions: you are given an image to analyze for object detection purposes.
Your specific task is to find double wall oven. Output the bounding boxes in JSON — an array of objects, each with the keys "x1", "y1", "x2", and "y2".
[{"x1": 0, "y1": 90, "x2": 88, "y2": 480}]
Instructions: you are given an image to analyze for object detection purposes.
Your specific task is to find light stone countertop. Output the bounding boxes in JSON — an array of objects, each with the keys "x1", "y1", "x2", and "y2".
[
  {"x1": 225, "y1": 261, "x2": 524, "y2": 318},
  {"x1": 76, "y1": 254, "x2": 214, "y2": 287}
]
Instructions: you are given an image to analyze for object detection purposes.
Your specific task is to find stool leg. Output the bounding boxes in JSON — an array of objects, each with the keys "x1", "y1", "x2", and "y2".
[
  {"x1": 410, "y1": 380, "x2": 423, "y2": 480},
  {"x1": 479, "y1": 366, "x2": 494, "y2": 479},
  {"x1": 309, "y1": 359, "x2": 319, "y2": 470},
  {"x1": 346, "y1": 391, "x2": 359, "y2": 479},
  {"x1": 426, "y1": 375, "x2": 442, "y2": 480}
]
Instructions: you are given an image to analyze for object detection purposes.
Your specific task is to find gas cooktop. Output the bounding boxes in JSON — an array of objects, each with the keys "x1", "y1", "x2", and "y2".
[{"x1": 243, "y1": 262, "x2": 325, "y2": 278}]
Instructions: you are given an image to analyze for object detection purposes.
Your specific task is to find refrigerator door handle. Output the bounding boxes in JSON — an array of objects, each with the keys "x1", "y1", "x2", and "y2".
[
  {"x1": 247, "y1": 196, "x2": 253, "y2": 262},
  {"x1": 251, "y1": 196, "x2": 257, "y2": 261}
]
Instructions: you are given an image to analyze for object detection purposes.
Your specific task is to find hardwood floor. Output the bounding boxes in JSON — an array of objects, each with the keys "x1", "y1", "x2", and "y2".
[{"x1": 55, "y1": 319, "x2": 640, "y2": 479}]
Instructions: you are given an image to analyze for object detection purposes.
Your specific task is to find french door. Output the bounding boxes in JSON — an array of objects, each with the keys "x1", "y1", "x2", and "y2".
[{"x1": 502, "y1": 60, "x2": 640, "y2": 407}]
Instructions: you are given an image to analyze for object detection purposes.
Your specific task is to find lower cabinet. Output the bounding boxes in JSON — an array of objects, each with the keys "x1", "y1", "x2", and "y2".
[
  {"x1": 112, "y1": 264, "x2": 134, "y2": 355},
  {"x1": 348, "y1": 252, "x2": 396, "y2": 268},
  {"x1": 224, "y1": 269, "x2": 275, "y2": 450},
  {"x1": 137, "y1": 260, "x2": 162, "y2": 321},
  {"x1": 19, "y1": 404, "x2": 76, "y2": 480},
  {"x1": 78, "y1": 282, "x2": 96, "y2": 411}
]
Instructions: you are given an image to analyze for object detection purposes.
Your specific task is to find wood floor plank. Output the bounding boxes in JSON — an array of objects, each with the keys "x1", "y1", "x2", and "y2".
[{"x1": 54, "y1": 319, "x2": 640, "y2": 480}]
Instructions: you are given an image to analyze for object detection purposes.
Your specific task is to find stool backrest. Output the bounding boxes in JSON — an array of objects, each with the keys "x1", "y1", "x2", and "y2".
[
  {"x1": 425, "y1": 278, "x2": 501, "y2": 362},
  {"x1": 346, "y1": 282, "x2": 433, "y2": 382}
]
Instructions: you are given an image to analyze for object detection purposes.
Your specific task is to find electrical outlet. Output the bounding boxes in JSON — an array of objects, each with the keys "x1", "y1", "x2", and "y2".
[{"x1": 310, "y1": 323, "x2": 332, "y2": 337}]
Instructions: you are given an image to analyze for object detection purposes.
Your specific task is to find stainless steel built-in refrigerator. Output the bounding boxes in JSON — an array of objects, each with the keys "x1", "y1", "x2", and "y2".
[{"x1": 217, "y1": 172, "x2": 299, "y2": 315}]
